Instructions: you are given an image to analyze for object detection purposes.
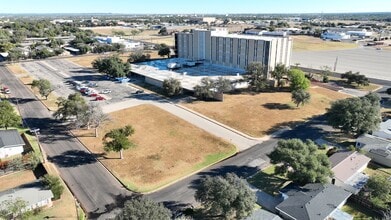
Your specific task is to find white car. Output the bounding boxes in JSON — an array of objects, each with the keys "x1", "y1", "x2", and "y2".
[{"x1": 101, "y1": 89, "x2": 112, "y2": 94}]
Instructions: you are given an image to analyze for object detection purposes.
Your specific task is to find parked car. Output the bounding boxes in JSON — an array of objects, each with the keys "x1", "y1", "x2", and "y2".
[
  {"x1": 95, "y1": 96, "x2": 105, "y2": 101},
  {"x1": 100, "y1": 89, "x2": 112, "y2": 94},
  {"x1": 89, "y1": 93, "x2": 98, "y2": 97},
  {"x1": 134, "y1": 90, "x2": 144, "y2": 94}
]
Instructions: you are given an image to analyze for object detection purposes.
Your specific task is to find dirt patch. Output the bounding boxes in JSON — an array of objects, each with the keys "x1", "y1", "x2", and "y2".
[
  {"x1": 292, "y1": 36, "x2": 358, "y2": 52},
  {"x1": 6, "y1": 63, "x2": 28, "y2": 74},
  {"x1": 73, "y1": 104, "x2": 236, "y2": 192},
  {"x1": 0, "y1": 170, "x2": 37, "y2": 191},
  {"x1": 182, "y1": 87, "x2": 350, "y2": 137}
]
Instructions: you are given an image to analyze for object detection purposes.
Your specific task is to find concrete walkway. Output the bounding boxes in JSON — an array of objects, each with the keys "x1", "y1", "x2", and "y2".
[{"x1": 101, "y1": 97, "x2": 267, "y2": 151}]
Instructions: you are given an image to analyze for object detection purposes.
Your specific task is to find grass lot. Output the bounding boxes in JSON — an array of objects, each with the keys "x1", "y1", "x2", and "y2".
[
  {"x1": 66, "y1": 50, "x2": 160, "y2": 68},
  {"x1": 248, "y1": 165, "x2": 290, "y2": 196},
  {"x1": 6, "y1": 63, "x2": 28, "y2": 74},
  {"x1": 341, "y1": 201, "x2": 378, "y2": 220},
  {"x1": 73, "y1": 104, "x2": 236, "y2": 192},
  {"x1": 292, "y1": 36, "x2": 358, "y2": 52},
  {"x1": 0, "y1": 170, "x2": 37, "y2": 191},
  {"x1": 182, "y1": 87, "x2": 350, "y2": 137}
]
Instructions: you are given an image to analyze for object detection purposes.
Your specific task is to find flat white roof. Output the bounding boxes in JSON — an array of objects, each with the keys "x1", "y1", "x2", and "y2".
[{"x1": 214, "y1": 34, "x2": 289, "y2": 41}]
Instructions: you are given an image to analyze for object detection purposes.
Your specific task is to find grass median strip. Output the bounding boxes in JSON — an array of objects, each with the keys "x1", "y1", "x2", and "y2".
[{"x1": 73, "y1": 104, "x2": 236, "y2": 193}]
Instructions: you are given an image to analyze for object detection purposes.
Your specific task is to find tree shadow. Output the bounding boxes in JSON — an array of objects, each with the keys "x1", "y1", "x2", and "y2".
[
  {"x1": 87, "y1": 193, "x2": 141, "y2": 219},
  {"x1": 47, "y1": 149, "x2": 105, "y2": 168},
  {"x1": 262, "y1": 103, "x2": 293, "y2": 110}
]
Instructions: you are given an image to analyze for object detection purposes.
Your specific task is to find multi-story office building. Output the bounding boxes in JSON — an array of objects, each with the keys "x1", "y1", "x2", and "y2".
[{"x1": 175, "y1": 28, "x2": 292, "y2": 78}]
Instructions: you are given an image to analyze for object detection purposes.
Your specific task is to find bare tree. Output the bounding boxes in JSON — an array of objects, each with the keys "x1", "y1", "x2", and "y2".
[{"x1": 77, "y1": 103, "x2": 110, "y2": 137}]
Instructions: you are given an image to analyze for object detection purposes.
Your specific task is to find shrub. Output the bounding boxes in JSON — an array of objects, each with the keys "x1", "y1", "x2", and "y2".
[{"x1": 41, "y1": 175, "x2": 64, "y2": 200}]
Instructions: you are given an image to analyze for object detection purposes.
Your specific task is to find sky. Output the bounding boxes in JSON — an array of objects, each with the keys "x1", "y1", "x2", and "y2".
[{"x1": 0, "y1": 0, "x2": 391, "y2": 14}]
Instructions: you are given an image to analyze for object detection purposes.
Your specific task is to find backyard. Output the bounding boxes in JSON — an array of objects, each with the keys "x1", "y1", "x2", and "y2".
[
  {"x1": 73, "y1": 104, "x2": 236, "y2": 192},
  {"x1": 248, "y1": 165, "x2": 290, "y2": 196},
  {"x1": 182, "y1": 87, "x2": 350, "y2": 137}
]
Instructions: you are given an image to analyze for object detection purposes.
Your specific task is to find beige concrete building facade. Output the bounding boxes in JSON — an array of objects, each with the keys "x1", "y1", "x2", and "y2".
[{"x1": 175, "y1": 28, "x2": 293, "y2": 78}]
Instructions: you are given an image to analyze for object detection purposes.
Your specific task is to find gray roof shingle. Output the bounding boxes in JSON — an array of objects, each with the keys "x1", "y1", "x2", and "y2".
[
  {"x1": 276, "y1": 183, "x2": 351, "y2": 220},
  {"x1": 0, "y1": 181, "x2": 53, "y2": 207},
  {"x1": 0, "y1": 129, "x2": 25, "y2": 148}
]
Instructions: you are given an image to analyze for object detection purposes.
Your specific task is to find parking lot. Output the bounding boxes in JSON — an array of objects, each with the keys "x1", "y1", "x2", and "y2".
[{"x1": 20, "y1": 59, "x2": 142, "y2": 105}]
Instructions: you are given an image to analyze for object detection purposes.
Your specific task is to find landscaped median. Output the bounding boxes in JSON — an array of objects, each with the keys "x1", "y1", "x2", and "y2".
[
  {"x1": 182, "y1": 87, "x2": 350, "y2": 137},
  {"x1": 72, "y1": 104, "x2": 237, "y2": 193}
]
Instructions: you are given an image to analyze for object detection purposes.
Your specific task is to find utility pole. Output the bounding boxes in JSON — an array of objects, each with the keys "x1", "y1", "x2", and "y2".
[{"x1": 333, "y1": 56, "x2": 338, "y2": 72}]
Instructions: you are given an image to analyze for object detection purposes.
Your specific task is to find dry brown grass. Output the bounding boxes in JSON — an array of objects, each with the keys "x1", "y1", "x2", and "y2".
[
  {"x1": 182, "y1": 87, "x2": 350, "y2": 137},
  {"x1": 73, "y1": 104, "x2": 236, "y2": 192},
  {"x1": 292, "y1": 36, "x2": 358, "y2": 51},
  {"x1": 0, "y1": 170, "x2": 37, "y2": 191},
  {"x1": 18, "y1": 75, "x2": 58, "y2": 111},
  {"x1": 6, "y1": 63, "x2": 28, "y2": 74}
]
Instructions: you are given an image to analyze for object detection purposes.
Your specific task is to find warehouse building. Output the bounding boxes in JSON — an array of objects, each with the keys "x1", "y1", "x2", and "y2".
[{"x1": 175, "y1": 28, "x2": 292, "y2": 78}]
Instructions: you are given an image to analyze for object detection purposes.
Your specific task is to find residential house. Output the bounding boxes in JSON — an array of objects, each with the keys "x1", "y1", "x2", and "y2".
[
  {"x1": 0, "y1": 181, "x2": 53, "y2": 212},
  {"x1": 246, "y1": 208, "x2": 282, "y2": 220},
  {"x1": 0, "y1": 129, "x2": 25, "y2": 159},
  {"x1": 356, "y1": 134, "x2": 391, "y2": 167},
  {"x1": 275, "y1": 183, "x2": 352, "y2": 220},
  {"x1": 329, "y1": 151, "x2": 371, "y2": 193},
  {"x1": 372, "y1": 119, "x2": 391, "y2": 140}
]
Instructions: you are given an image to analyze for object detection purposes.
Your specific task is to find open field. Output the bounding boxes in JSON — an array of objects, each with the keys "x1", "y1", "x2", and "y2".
[
  {"x1": 0, "y1": 170, "x2": 37, "y2": 191},
  {"x1": 66, "y1": 50, "x2": 160, "y2": 68},
  {"x1": 73, "y1": 104, "x2": 236, "y2": 192},
  {"x1": 292, "y1": 36, "x2": 358, "y2": 52},
  {"x1": 182, "y1": 87, "x2": 350, "y2": 137}
]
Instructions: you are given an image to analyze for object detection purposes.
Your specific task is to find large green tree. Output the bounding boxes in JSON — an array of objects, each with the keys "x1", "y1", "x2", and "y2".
[
  {"x1": 194, "y1": 77, "x2": 216, "y2": 100},
  {"x1": 162, "y1": 78, "x2": 182, "y2": 97},
  {"x1": 0, "y1": 100, "x2": 21, "y2": 130},
  {"x1": 31, "y1": 79, "x2": 54, "y2": 100},
  {"x1": 364, "y1": 175, "x2": 391, "y2": 209},
  {"x1": 0, "y1": 198, "x2": 32, "y2": 219},
  {"x1": 158, "y1": 44, "x2": 170, "y2": 58},
  {"x1": 103, "y1": 125, "x2": 135, "y2": 159},
  {"x1": 271, "y1": 63, "x2": 289, "y2": 88},
  {"x1": 291, "y1": 89, "x2": 311, "y2": 107},
  {"x1": 214, "y1": 76, "x2": 233, "y2": 93},
  {"x1": 195, "y1": 173, "x2": 256, "y2": 219},
  {"x1": 41, "y1": 174, "x2": 64, "y2": 200},
  {"x1": 92, "y1": 55, "x2": 130, "y2": 77},
  {"x1": 244, "y1": 62, "x2": 268, "y2": 92},
  {"x1": 288, "y1": 68, "x2": 310, "y2": 91},
  {"x1": 327, "y1": 93, "x2": 381, "y2": 135},
  {"x1": 115, "y1": 197, "x2": 171, "y2": 220},
  {"x1": 268, "y1": 139, "x2": 332, "y2": 185},
  {"x1": 54, "y1": 93, "x2": 88, "y2": 121}
]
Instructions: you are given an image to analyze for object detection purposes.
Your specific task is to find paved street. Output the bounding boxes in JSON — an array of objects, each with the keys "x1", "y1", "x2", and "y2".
[{"x1": 0, "y1": 66, "x2": 130, "y2": 219}]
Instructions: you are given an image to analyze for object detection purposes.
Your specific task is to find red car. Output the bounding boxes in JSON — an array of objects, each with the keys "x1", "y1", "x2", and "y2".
[
  {"x1": 89, "y1": 93, "x2": 98, "y2": 97},
  {"x1": 95, "y1": 96, "x2": 105, "y2": 101}
]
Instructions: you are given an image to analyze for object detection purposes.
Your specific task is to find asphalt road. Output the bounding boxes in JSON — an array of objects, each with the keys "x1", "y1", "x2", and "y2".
[{"x1": 0, "y1": 66, "x2": 131, "y2": 219}]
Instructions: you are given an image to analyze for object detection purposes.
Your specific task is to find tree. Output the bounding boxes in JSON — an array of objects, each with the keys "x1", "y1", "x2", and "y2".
[
  {"x1": 193, "y1": 77, "x2": 215, "y2": 100},
  {"x1": 54, "y1": 93, "x2": 88, "y2": 121},
  {"x1": 364, "y1": 175, "x2": 391, "y2": 209},
  {"x1": 158, "y1": 44, "x2": 170, "y2": 58},
  {"x1": 271, "y1": 64, "x2": 289, "y2": 88},
  {"x1": 341, "y1": 71, "x2": 370, "y2": 87},
  {"x1": 92, "y1": 56, "x2": 130, "y2": 77},
  {"x1": 130, "y1": 29, "x2": 140, "y2": 39},
  {"x1": 268, "y1": 139, "x2": 332, "y2": 185},
  {"x1": 103, "y1": 125, "x2": 135, "y2": 159},
  {"x1": 214, "y1": 76, "x2": 233, "y2": 93},
  {"x1": 158, "y1": 27, "x2": 168, "y2": 36},
  {"x1": 291, "y1": 89, "x2": 311, "y2": 107},
  {"x1": 288, "y1": 68, "x2": 310, "y2": 91},
  {"x1": 195, "y1": 173, "x2": 256, "y2": 219},
  {"x1": 244, "y1": 62, "x2": 268, "y2": 92},
  {"x1": 0, "y1": 100, "x2": 21, "y2": 130},
  {"x1": 112, "y1": 30, "x2": 126, "y2": 36},
  {"x1": 127, "y1": 50, "x2": 151, "y2": 63},
  {"x1": 115, "y1": 197, "x2": 171, "y2": 220},
  {"x1": 31, "y1": 79, "x2": 54, "y2": 100},
  {"x1": 41, "y1": 174, "x2": 64, "y2": 200},
  {"x1": 0, "y1": 198, "x2": 32, "y2": 219},
  {"x1": 320, "y1": 66, "x2": 331, "y2": 83},
  {"x1": 162, "y1": 78, "x2": 182, "y2": 97},
  {"x1": 327, "y1": 93, "x2": 381, "y2": 135},
  {"x1": 76, "y1": 103, "x2": 109, "y2": 137}
]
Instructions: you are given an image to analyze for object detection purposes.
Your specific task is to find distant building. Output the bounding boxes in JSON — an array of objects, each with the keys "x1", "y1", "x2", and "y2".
[
  {"x1": 0, "y1": 129, "x2": 25, "y2": 159},
  {"x1": 175, "y1": 28, "x2": 292, "y2": 77},
  {"x1": 50, "y1": 19, "x2": 73, "y2": 24},
  {"x1": 321, "y1": 32, "x2": 351, "y2": 41},
  {"x1": 0, "y1": 181, "x2": 54, "y2": 212}
]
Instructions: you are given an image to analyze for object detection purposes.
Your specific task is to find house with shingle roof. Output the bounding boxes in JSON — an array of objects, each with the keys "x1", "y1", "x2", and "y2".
[
  {"x1": 0, "y1": 129, "x2": 25, "y2": 159},
  {"x1": 329, "y1": 151, "x2": 370, "y2": 193},
  {"x1": 275, "y1": 183, "x2": 352, "y2": 220},
  {"x1": 356, "y1": 134, "x2": 391, "y2": 167}
]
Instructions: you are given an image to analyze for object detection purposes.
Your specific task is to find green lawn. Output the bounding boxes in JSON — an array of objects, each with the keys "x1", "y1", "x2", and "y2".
[
  {"x1": 342, "y1": 201, "x2": 379, "y2": 220},
  {"x1": 248, "y1": 165, "x2": 290, "y2": 196},
  {"x1": 365, "y1": 162, "x2": 391, "y2": 178}
]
